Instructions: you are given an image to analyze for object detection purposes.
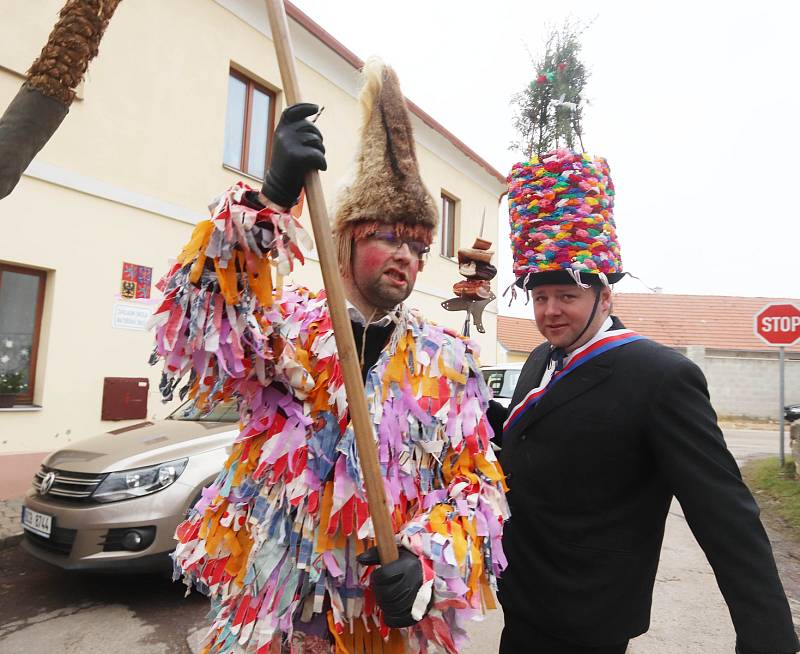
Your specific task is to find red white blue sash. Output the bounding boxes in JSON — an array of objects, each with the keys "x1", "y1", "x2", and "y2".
[{"x1": 503, "y1": 328, "x2": 645, "y2": 432}]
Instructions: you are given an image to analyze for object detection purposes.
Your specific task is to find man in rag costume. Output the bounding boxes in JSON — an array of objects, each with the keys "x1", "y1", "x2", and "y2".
[
  {"x1": 487, "y1": 149, "x2": 799, "y2": 653},
  {"x1": 149, "y1": 58, "x2": 508, "y2": 654}
]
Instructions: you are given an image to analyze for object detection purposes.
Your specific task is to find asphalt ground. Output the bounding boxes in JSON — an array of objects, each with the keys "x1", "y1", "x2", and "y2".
[{"x1": 0, "y1": 545, "x2": 207, "y2": 654}]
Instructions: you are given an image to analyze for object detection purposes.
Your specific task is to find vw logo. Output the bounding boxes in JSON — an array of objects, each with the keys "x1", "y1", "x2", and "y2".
[{"x1": 40, "y1": 471, "x2": 56, "y2": 495}]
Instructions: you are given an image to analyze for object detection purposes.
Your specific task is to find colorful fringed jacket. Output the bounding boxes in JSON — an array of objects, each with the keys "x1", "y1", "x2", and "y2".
[{"x1": 148, "y1": 183, "x2": 509, "y2": 654}]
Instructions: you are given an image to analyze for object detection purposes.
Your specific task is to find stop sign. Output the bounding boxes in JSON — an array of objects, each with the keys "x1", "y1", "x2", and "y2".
[{"x1": 754, "y1": 303, "x2": 800, "y2": 346}]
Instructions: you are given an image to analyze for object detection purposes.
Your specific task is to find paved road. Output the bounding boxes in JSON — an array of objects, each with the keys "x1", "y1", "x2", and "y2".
[
  {"x1": 0, "y1": 547, "x2": 207, "y2": 654},
  {"x1": 722, "y1": 427, "x2": 792, "y2": 464},
  {"x1": 0, "y1": 428, "x2": 795, "y2": 653}
]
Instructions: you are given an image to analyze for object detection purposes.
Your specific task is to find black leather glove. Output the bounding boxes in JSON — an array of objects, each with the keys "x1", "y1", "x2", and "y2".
[
  {"x1": 486, "y1": 399, "x2": 508, "y2": 446},
  {"x1": 260, "y1": 102, "x2": 327, "y2": 208},
  {"x1": 357, "y1": 546, "x2": 426, "y2": 628}
]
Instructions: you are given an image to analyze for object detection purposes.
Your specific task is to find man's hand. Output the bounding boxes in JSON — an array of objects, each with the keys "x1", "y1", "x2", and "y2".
[
  {"x1": 260, "y1": 102, "x2": 326, "y2": 208},
  {"x1": 357, "y1": 546, "x2": 427, "y2": 628}
]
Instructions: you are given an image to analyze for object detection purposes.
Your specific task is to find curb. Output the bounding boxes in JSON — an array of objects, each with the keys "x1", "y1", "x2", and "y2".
[
  {"x1": 0, "y1": 532, "x2": 23, "y2": 551},
  {"x1": 0, "y1": 497, "x2": 23, "y2": 552}
]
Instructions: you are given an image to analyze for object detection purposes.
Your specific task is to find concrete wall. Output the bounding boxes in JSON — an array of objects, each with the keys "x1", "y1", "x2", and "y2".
[
  {"x1": 0, "y1": 0, "x2": 503, "y2": 460},
  {"x1": 682, "y1": 346, "x2": 800, "y2": 420}
]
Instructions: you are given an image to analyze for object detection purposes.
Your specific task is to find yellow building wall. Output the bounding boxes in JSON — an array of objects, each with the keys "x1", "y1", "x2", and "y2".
[
  {"x1": 496, "y1": 349, "x2": 529, "y2": 365},
  {"x1": 0, "y1": 0, "x2": 502, "y2": 457}
]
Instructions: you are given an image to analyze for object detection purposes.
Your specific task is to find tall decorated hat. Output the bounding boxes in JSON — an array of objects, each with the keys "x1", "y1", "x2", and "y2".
[
  {"x1": 507, "y1": 25, "x2": 624, "y2": 289},
  {"x1": 507, "y1": 149, "x2": 623, "y2": 288}
]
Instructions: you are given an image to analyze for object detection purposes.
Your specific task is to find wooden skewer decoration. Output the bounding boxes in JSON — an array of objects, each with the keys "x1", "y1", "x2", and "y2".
[{"x1": 264, "y1": 0, "x2": 399, "y2": 565}]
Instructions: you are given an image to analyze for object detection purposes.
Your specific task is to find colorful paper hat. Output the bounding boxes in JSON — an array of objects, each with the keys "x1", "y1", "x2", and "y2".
[{"x1": 507, "y1": 148, "x2": 623, "y2": 288}]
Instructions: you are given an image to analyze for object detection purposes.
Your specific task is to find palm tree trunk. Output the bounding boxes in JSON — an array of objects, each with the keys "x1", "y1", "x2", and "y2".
[{"x1": 0, "y1": 0, "x2": 122, "y2": 199}]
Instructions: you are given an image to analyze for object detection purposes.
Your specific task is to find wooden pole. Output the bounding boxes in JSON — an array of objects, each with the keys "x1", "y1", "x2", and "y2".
[{"x1": 265, "y1": 0, "x2": 398, "y2": 565}]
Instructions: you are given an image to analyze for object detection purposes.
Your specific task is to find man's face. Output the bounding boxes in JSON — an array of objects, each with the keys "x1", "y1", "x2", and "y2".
[
  {"x1": 349, "y1": 234, "x2": 421, "y2": 312},
  {"x1": 532, "y1": 283, "x2": 611, "y2": 351}
]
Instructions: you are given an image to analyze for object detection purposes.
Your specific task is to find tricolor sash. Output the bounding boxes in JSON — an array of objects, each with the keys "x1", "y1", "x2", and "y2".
[{"x1": 503, "y1": 328, "x2": 645, "y2": 432}]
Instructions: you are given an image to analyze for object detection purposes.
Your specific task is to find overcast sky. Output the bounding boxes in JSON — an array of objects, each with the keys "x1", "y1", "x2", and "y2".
[{"x1": 291, "y1": 0, "x2": 798, "y2": 314}]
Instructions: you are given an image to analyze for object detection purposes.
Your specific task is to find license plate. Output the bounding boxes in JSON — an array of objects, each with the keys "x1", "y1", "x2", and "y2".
[{"x1": 22, "y1": 507, "x2": 52, "y2": 538}]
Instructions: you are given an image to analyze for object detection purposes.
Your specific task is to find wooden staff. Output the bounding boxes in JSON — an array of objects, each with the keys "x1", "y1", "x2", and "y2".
[{"x1": 265, "y1": 0, "x2": 398, "y2": 565}]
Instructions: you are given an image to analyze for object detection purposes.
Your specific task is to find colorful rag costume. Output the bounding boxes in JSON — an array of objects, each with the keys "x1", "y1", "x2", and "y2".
[{"x1": 148, "y1": 181, "x2": 509, "y2": 654}]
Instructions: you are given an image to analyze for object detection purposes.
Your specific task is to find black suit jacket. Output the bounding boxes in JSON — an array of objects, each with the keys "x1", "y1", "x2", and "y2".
[{"x1": 498, "y1": 318, "x2": 799, "y2": 652}]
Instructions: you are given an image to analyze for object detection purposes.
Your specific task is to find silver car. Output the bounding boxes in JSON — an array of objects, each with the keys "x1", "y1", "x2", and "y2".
[{"x1": 21, "y1": 401, "x2": 238, "y2": 571}]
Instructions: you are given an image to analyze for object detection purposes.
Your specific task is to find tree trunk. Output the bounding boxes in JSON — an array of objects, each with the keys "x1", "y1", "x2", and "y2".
[{"x1": 0, "y1": 0, "x2": 122, "y2": 200}]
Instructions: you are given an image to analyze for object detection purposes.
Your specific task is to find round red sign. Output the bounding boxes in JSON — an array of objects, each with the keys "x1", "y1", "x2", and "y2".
[{"x1": 754, "y1": 303, "x2": 800, "y2": 346}]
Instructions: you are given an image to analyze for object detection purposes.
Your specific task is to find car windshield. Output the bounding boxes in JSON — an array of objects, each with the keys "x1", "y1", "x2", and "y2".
[
  {"x1": 483, "y1": 369, "x2": 522, "y2": 398},
  {"x1": 168, "y1": 400, "x2": 239, "y2": 423}
]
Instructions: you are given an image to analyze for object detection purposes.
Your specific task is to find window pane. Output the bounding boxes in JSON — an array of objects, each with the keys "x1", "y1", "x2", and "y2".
[
  {"x1": 501, "y1": 370, "x2": 521, "y2": 397},
  {"x1": 0, "y1": 270, "x2": 40, "y2": 390},
  {"x1": 223, "y1": 75, "x2": 247, "y2": 169},
  {"x1": 441, "y1": 196, "x2": 448, "y2": 256},
  {"x1": 247, "y1": 88, "x2": 271, "y2": 179},
  {"x1": 170, "y1": 399, "x2": 239, "y2": 423},
  {"x1": 447, "y1": 202, "x2": 455, "y2": 257},
  {"x1": 441, "y1": 195, "x2": 455, "y2": 258},
  {"x1": 484, "y1": 371, "x2": 504, "y2": 395}
]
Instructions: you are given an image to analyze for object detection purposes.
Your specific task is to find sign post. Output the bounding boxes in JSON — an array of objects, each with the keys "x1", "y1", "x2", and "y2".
[
  {"x1": 754, "y1": 302, "x2": 800, "y2": 467},
  {"x1": 779, "y1": 346, "x2": 785, "y2": 466}
]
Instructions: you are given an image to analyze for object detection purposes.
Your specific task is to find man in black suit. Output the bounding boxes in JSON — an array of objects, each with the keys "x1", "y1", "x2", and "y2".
[{"x1": 493, "y1": 150, "x2": 799, "y2": 653}]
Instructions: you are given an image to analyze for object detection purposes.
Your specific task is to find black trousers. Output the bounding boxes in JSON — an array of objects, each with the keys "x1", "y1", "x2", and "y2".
[{"x1": 500, "y1": 615, "x2": 629, "y2": 654}]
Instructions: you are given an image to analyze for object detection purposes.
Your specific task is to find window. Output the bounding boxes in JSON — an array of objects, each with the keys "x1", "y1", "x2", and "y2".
[
  {"x1": 483, "y1": 368, "x2": 522, "y2": 399},
  {"x1": 440, "y1": 192, "x2": 458, "y2": 258},
  {"x1": 169, "y1": 399, "x2": 239, "y2": 423},
  {"x1": 223, "y1": 70, "x2": 276, "y2": 179},
  {"x1": 0, "y1": 264, "x2": 46, "y2": 405}
]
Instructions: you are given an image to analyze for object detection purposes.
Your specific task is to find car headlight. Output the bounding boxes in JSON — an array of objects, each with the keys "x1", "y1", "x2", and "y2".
[{"x1": 92, "y1": 458, "x2": 188, "y2": 503}]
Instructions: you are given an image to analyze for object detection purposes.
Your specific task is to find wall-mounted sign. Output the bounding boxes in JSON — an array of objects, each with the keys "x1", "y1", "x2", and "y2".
[
  {"x1": 112, "y1": 301, "x2": 152, "y2": 331},
  {"x1": 120, "y1": 262, "x2": 152, "y2": 300}
]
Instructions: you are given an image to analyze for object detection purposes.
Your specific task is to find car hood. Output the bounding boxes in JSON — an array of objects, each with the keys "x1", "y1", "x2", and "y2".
[{"x1": 43, "y1": 419, "x2": 239, "y2": 474}]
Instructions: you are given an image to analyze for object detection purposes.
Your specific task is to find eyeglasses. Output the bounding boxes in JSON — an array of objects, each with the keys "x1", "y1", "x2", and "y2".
[{"x1": 369, "y1": 229, "x2": 430, "y2": 259}]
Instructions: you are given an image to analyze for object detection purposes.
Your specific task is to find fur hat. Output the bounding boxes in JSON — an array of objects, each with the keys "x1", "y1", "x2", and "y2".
[
  {"x1": 333, "y1": 58, "x2": 438, "y2": 267},
  {"x1": 507, "y1": 148, "x2": 624, "y2": 289}
]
